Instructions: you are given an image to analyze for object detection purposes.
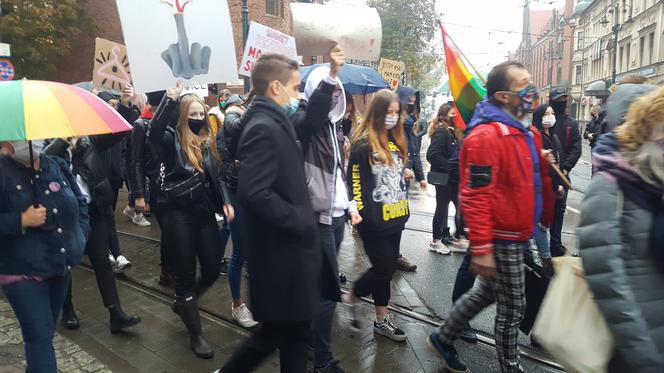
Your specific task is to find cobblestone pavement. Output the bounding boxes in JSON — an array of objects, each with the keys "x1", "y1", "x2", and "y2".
[{"x1": 0, "y1": 299, "x2": 111, "y2": 373}]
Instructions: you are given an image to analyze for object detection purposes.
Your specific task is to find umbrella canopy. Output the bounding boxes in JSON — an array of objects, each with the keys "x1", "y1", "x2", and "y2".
[
  {"x1": 299, "y1": 63, "x2": 389, "y2": 95},
  {"x1": 0, "y1": 80, "x2": 133, "y2": 141}
]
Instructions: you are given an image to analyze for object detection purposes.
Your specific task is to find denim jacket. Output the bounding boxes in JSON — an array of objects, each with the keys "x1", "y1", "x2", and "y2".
[{"x1": 0, "y1": 154, "x2": 90, "y2": 276}]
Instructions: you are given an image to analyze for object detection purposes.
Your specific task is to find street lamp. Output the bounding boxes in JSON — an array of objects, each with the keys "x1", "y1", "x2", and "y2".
[
  {"x1": 242, "y1": 0, "x2": 250, "y2": 93},
  {"x1": 603, "y1": 2, "x2": 631, "y2": 84}
]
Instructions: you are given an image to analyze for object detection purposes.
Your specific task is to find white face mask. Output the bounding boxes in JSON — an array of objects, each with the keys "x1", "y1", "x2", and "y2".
[
  {"x1": 10, "y1": 140, "x2": 44, "y2": 165},
  {"x1": 542, "y1": 115, "x2": 556, "y2": 128},
  {"x1": 385, "y1": 115, "x2": 399, "y2": 130}
]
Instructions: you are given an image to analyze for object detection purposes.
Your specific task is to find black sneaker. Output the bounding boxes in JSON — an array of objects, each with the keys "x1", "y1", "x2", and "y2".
[
  {"x1": 314, "y1": 360, "x2": 345, "y2": 373},
  {"x1": 426, "y1": 333, "x2": 468, "y2": 373},
  {"x1": 220, "y1": 258, "x2": 229, "y2": 275},
  {"x1": 374, "y1": 315, "x2": 407, "y2": 342},
  {"x1": 397, "y1": 256, "x2": 417, "y2": 272},
  {"x1": 459, "y1": 325, "x2": 477, "y2": 343}
]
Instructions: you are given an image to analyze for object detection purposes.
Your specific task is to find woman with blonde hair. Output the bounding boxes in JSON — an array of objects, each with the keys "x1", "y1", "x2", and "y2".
[
  {"x1": 577, "y1": 85, "x2": 664, "y2": 371},
  {"x1": 149, "y1": 81, "x2": 234, "y2": 359},
  {"x1": 343, "y1": 89, "x2": 410, "y2": 342}
]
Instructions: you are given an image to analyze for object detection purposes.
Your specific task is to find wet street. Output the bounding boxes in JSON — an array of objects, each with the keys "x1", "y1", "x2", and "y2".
[{"x1": 0, "y1": 143, "x2": 593, "y2": 372}]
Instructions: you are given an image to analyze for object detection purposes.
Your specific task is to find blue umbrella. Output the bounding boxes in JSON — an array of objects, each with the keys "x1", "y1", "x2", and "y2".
[{"x1": 299, "y1": 63, "x2": 389, "y2": 95}]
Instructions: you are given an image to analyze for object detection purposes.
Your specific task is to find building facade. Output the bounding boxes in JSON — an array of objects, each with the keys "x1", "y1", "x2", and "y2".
[
  {"x1": 49, "y1": 0, "x2": 293, "y2": 93},
  {"x1": 569, "y1": 0, "x2": 664, "y2": 122}
]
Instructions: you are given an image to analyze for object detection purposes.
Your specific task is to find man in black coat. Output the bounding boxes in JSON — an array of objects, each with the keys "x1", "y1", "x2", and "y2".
[
  {"x1": 548, "y1": 87, "x2": 582, "y2": 256},
  {"x1": 218, "y1": 54, "x2": 320, "y2": 373}
]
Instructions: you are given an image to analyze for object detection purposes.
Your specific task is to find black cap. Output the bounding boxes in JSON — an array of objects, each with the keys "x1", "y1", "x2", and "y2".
[
  {"x1": 550, "y1": 87, "x2": 569, "y2": 100},
  {"x1": 146, "y1": 90, "x2": 166, "y2": 107}
]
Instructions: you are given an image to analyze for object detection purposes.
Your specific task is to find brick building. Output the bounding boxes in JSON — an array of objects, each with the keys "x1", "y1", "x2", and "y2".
[{"x1": 49, "y1": 0, "x2": 293, "y2": 93}]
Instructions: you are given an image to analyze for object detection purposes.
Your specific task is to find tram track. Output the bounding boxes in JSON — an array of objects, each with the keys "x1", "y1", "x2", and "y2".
[{"x1": 114, "y1": 229, "x2": 564, "y2": 371}]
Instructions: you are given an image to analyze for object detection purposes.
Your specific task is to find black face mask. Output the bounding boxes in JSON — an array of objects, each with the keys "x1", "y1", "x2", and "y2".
[
  {"x1": 331, "y1": 95, "x2": 339, "y2": 111},
  {"x1": 188, "y1": 118, "x2": 206, "y2": 134},
  {"x1": 550, "y1": 101, "x2": 567, "y2": 114},
  {"x1": 407, "y1": 103, "x2": 415, "y2": 114}
]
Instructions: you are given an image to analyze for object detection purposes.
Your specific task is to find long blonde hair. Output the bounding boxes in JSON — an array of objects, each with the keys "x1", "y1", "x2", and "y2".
[
  {"x1": 177, "y1": 95, "x2": 221, "y2": 172},
  {"x1": 351, "y1": 90, "x2": 408, "y2": 165},
  {"x1": 616, "y1": 86, "x2": 664, "y2": 186}
]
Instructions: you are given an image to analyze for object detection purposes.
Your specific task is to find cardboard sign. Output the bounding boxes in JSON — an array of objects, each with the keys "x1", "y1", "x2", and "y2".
[
  {"x1": 0, "y1": 43, "x2": 10, "y2": 57},
  {"x1": 378, "y1": 58, "x2": 405, "y2": 90},
  {"x1": 291, "y1": 3, "x2": 382, "y2": 62},
  {"x1": 115, "y1": 0, "x2": 238, "y2": 93},
  {"x1": 93, "y1": 38, "x2": 132, "y2": 91},
  {"x1": 181, "y1": 84, "x2": 208, "y2": 99},
  {"x1": 239, "y1": 22, "x2": 298, "y2": 78}
]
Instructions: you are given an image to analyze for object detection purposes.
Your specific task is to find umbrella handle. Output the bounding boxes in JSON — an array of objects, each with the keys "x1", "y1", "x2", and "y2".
[{"x1": 28, "y1": 141, "x2": 39, "y2": 208}]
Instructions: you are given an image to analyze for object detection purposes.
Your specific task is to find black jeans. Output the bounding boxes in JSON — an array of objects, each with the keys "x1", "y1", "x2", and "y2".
[
  {"x1": 452, "y1": 251, "x2": 475, "y2": 304},
  {"x1": 549, "y1": 187, "x2": 569, "y2": 257},
  {"x1": 108, "y1": 188, "x2": 122, "y2": 258},
  {"x1": 433, "y1": 183, "x2": 464, "y2": 240},
  {"x1": 354, "y1": 230, "x2": 402, "y2": 307},
  {"x1": 153, "y1": 210, "x2": 170, "y2": 271},
  {"x1": 220, "y1": 321, "x2": 311, "y2": 373},
  {"x1": 87, "y1": 203, "x2": 121, "y2": 307},
  {"x1": 312, "y1": 216, "x2": 345, "y2": 368},
  {"x1": 161, "y1": 208, "x2": 221, "y2": 297}
]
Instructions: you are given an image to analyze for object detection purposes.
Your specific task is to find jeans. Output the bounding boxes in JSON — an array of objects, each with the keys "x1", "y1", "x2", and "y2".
[
  {"x1": 228, "y1": 192, "x2": 248, "y2": 301},
  {"x1": 533, "y1": 225, "x2": 552, "y2": 259},
  {"x1": 433, "y1": 183, "x2": 463, "y2": 240},
  {"x1": 354, "y1": 230, "x2": 402, "y2": 307},
  {"x1": 452, "y1": 251, "x2": 475, "y2": 304},
  {"x1": 153, "y1": 211, "x2": 170, "y2": 271},
  {"x1": 87, "y1": 204, "x2": 121, "y2": 307},
  {"x1": 312, "y1": 216, "x2": 345, "y2": 368},
  {"x1": 2, "y1": 273, "x2": 71, "y2": 373},
  {"x1": 220, "y1": 321, "x2": 311, "y2": 373},
  {"x1": 438, "y1": 242, "x2": 527, "y2": 373},
  {"x1": 108, "y1": 188, "x2": 122, "y2": 258},
  {"x1": 162, "y1": 208, "x2": 221, "y2": 297},
  {"x1": 549, "y1": 187, "x2": 569, "y2": 257}
]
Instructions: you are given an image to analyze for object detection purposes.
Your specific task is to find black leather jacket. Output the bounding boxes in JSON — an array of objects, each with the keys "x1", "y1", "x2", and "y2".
[
  {"x1": 128, "y1": 118, "x2": 161, "y2": 201},
  {"x1": 216, "y1": 107, "x2": 244, "y2": 191},
  {"x1": 149, "y1": 95, "x2": 231, "y2": 213}
]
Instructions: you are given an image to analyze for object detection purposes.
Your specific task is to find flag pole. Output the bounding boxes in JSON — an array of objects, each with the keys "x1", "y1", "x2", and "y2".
[{"x1": 438, "y1": 20, "x2": 487, "y2": 85}]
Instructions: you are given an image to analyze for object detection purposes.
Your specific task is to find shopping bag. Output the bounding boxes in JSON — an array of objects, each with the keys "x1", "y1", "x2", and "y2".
[{"x1": 532, "y1": 255, "x2": 614, "y2": 373}]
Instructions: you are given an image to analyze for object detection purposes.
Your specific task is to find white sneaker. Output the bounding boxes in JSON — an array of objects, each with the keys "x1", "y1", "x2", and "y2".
[
  {"x1": 232, "y1": 303, "x2": 259, "y2": 328},
  {"x1": 115, "y1": 255, "x2": 131, "y2": 272},
  {"x1": 429, "y1": 240, "x2": 451, "y2": 255},
  {"x1": 215, "y1": 213, "x2": 224, "y2": 223},
  {"x1": 108, "y1": 254, "x2": 117, "y2": 266},
  {"x1": 122, "y1": 206, "x2": 136, "y2": 220},
  {"x1": 450, "y1": 238, "x2": 469, "y2": 253},
  {"x1": 132, "y1": 213, "x2": 151, "y2": 227}
]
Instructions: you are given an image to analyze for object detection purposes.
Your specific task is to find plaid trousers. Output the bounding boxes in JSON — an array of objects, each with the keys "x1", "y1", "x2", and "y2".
[{"x1": 437, "y1": 241, "x2": 527, "y2": 373}]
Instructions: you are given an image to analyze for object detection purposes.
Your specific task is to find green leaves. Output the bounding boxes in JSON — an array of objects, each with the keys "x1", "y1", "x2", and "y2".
[{"x1": 0, "y1": 0, "x2": 94, "y2": 79}]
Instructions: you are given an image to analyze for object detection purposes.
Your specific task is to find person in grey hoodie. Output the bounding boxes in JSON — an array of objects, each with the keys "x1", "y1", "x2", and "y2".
[
  {"x1": 292, "y1": 47, "x2": 358, "y2": 373},
  {"x1": 577, "y1": 85, "x2": 664, "y2": 372}
]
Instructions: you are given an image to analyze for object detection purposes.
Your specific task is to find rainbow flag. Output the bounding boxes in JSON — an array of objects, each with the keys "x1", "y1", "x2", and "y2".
[{"x1": 440, "y1": 23, "x2": 486, "y2": 129}]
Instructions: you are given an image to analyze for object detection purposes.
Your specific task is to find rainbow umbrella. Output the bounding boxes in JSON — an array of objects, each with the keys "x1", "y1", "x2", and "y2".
[{"x1": 0, "y1": 80, "x2": 132, "y2": 141}]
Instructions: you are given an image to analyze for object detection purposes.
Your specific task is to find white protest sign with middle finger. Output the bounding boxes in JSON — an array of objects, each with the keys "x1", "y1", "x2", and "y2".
[
  {"x1": 291, "y1": 3, "x2": 382, "y2": 62},
  {"x1": 115, "y1": 0, "x2": 238, "y2": 93},
  {"x1": 239, "y1": 22, "x2": 298, "y2": 78}
]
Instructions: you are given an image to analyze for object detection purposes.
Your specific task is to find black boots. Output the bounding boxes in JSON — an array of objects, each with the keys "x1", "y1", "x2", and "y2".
[
  {"x1": 173, "y1": 295, "x2": 213, "y2": 359},
  {"x1": 108, "y1": 304, "x2": 141, "y2": 333},
  {"x1": 61, "y1": 306, "x2": 80, "y2": 330}
]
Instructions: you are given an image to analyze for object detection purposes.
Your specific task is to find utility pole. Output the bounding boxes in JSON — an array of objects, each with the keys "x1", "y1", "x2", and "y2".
[{"x1": 242, "y1": 0, "x2": 250, "y2": 93}]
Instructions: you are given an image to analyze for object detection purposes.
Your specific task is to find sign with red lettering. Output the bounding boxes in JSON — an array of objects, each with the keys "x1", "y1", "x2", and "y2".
[
  {"x1": 239, "y1": 22, "x2": 298, "y2": 78},
  {"x1": 0, "y1": 59, "x2": 15, "y2": 81}
]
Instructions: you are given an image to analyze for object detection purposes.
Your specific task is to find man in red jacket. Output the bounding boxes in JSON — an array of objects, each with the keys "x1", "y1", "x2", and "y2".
[{"x1": 426, "y1": 61, "x2": 554, "y2": 373}]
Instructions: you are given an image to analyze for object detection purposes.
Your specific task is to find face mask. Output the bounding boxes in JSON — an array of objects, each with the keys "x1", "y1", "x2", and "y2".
[
  {"x1": 10, "y1": 140, "x2": 44, "y2": 164},
  {"x1": 407, "y1": 103, "x2": 415, "y2": 114},
  {"x1": 188, "y1": 118, "x2": 206, "y2": 135},
  {"x1": 219, "y1": 101, "x2": 226, "y2": 110},
  {"x1": 550, "y1": 101, "x2": 567, "y2": 114},
  {"x1": 542, "y1": 115, "x2": 556, "y2": 128},
  {"x1": 513, "y1": 85, "x2": 539, "y2": 115},
  {"x1": 282, "y1": 97, "x2": 299, "y2": 116},
  {"x1": 331, "y1": 95, "x2": 340, "y2": 111},
  {"x1": 385, "y1": 115, "x2": 399, "y2": 130}
]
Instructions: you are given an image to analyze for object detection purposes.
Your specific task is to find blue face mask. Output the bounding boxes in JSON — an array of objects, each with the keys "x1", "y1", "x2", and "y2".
[{"x1": 282, "y1": 97, "x2": 299, "y2": 116}]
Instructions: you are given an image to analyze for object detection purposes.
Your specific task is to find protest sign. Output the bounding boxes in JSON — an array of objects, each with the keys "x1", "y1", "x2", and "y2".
[
  {"x1": 115, "y1": 0, "x2": 238, "y2": 93},
  {"x1": 378, "y1": 58, "x2": 405, "y2": 90},
  {"x1": 239, "y1": 22, "x2": 298, "y2": 78},
  {"x1": 291, "y1": 3, "x2": 382, "y2": 62},
  {"x1": 93, "y1": 38, "x2": 132, "y2": 92},
  {"x1": 181, "y1": 84, "x2": 208, "y2": 99},
  {"x1": 0, "y1": 43, "x2": 10, "y2": 57}
]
